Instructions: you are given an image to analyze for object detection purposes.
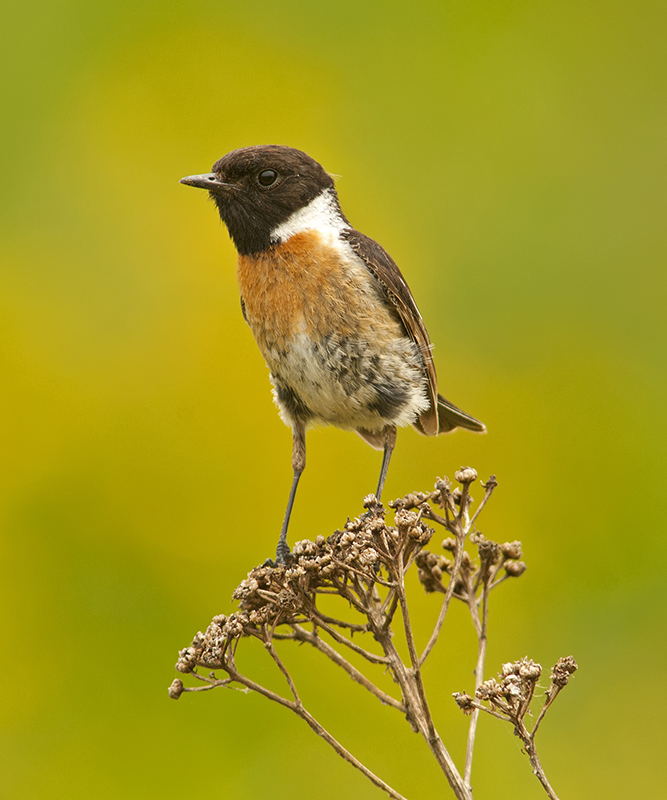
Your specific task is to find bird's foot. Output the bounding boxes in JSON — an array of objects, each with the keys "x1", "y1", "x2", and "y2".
[{"x1": 262, "y1": 540, "x2": 292, "y2": 569}]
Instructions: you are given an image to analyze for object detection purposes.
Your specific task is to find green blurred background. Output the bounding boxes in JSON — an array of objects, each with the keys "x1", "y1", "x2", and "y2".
[{"x1": 2, "y1": 0, "x2": 665, "y2": 797}]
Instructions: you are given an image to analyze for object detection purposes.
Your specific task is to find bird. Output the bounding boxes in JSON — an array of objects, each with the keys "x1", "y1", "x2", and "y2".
[{"x1": 180, "y1": 145, "x2": 485, "y2": 563}]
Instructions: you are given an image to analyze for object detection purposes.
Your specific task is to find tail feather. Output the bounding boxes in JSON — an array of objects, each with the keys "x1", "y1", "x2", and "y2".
[{"x1": 436, "y1": 394, "x2": 486, "y2": 434}]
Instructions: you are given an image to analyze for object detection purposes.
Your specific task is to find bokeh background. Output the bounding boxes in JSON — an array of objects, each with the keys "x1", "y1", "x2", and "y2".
[{"x1": 2, "y1": 1, "x2": 666, "y2": 797}]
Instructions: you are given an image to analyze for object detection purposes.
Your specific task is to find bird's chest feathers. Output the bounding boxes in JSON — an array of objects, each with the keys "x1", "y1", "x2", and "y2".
[
  {"x1": 236, "y1": 230, "x2": 427, "y2": 430},
  {"x1": 237, "y1": 230, "x2": 396, "y2": 358}
]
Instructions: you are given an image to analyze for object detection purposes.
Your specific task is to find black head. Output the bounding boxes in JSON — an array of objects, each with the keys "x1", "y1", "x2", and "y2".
[{"x1": 180, "y1": 145, "x2": 341, "y2": 255}]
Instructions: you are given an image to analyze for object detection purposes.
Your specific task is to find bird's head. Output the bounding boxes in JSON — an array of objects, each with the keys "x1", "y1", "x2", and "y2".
[{"x1": 180, "y1": 145, "x2": 340, "y2": 255}]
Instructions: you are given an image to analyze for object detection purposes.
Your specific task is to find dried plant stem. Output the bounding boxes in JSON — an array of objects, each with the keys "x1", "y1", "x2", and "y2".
[
  {"x1": 463, "y1": 699, "x2": 562, "y2": 800},
  {"x1": 308, "y1": 613, "x2": 389, "y2": 664},
  {"x1": 532, "y1": 684, "x2": 565, "y2": 739},
  {"x1": 290, "y1": 624, "x2": 405, "y2": 712},
  {"x1": 464, "y1": 579, "x2": 489, "y2": 785},
  {"x1": 516, "y1": 721, "x2": 561, "y2": 800},
  {"x1": 419, "y1": 514, "x2": 466, "y2": 667},
  {"x1": 372, "y1": 567, "x2": 473, "y2": 800},
  {"x1": 295, "y1": 704, "x2": 410, "y2": 800},
  {"x1": 223, "y1": 664, "x2": 409, "y2": 800},
  {"x1": 381, "y1": 634, "x2": 472, "y2": 800},
  {"x1": 264, "y1": 635, "x2": 300, "y2": 703},
  {"x1": 468, "y1": 476, "x2": 498, "y2": 528}
]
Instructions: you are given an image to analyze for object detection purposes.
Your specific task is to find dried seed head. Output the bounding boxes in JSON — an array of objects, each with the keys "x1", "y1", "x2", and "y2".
[
  {"x1": 175, "y1": 647, "x2": 198, "y2": 673},
  {"x1": 455, "y1": 467, "x2": 478, "y2": 484},
  {"x1": 249, "y1": 607, "x2": 271, "y2": 623},
  {"x1": 482, "y1": 475, "x2": 498, "y2": 491},
  {"x1": 434, "y1": 477, "x2": 452, "y2": 509},
  {"x1": 222, "y1": 612, "x2": 250, "y2": 639},
  {"x1": 453, "y1": 692, "x2": 475, "y2": 715},
  {"x1": 501, "y1": 541, "x2": 522, "y2": 559},
  {"x1": 442, "y1": 537, "x2": 457, "y2": 552},
  {"x1": 519, "y1": 659, "x2": 542, "y2": 681},
  {"x1": 416, "y1": 551, "x2": 446, "y2": 592},
  {"x1": 168, "y1": 679, "x2": 184, "y2": 699},
  {"x1": 552, "y1": 656, "x2": 578, "y2": 686},
  {"x1": 505, "y1": 560, "x2": 527, "y2": 578},
  {"x1": 417, "y1": 568, "x2": 433, "y2": 590},
  {"x1": 477, "y1": 678, "x2": 503, "y2": 701},
  {"x1": 395, "y1": 508, "x2": 419, "y2": 533},
  {"x1": 435, "y1": 477, "x2": 451, "y2": 493},
  {"x1": 503, "y1": 674, "x2": 523, "y2": 698},
  {"x1": 368, "y1": 516, "x2": 386, "y2": 533},
  {"x1": 294, "y1": 539, "x2": 317, "y2": 556},
  {"x1": 363, "y1": 493, "x2": 378, "y2": 508},
  {"x1": 502, "y1": 657, "x2": 542, "y2": 681},
  {"x1": 473, "y1": 533, "x2": 501, "y2": 566},
  {"x1": 391, "y1": 491, "x2": 430, "y2": 510}
]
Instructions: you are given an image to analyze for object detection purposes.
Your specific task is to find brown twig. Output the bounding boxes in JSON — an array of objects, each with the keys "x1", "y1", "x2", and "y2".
[
  {"x1": 464, "y1": 572, "x2": 490, "y2": 785},
  {"x1": 290, "y1": 623, "x2": 405, "y2": 712},
  {"x1": 229, "y1": 666, "x2": 409, "y2": 800},
  {"x1": 418, "y1": 518, "x2": 466, "y2": 667}
]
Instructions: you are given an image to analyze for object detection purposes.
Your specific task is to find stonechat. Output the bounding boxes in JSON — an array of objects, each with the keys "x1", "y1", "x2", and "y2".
[{"x1": 181, "y1": 145, "x2": 485, "y2": 562}]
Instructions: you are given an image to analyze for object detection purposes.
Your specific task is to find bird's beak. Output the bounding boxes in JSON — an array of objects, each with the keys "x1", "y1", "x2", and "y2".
[{"x1": 179, "y1": 173, "x2": 234, "y2": 191}]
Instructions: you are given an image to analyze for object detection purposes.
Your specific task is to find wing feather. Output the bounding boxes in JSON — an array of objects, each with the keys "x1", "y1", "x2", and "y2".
[
  {"x1": 342, "y1": 229, "x2": 439, "y2": 436},
  {"x1": 342, "y1": 228, "x2": 486, "y2": 436}
]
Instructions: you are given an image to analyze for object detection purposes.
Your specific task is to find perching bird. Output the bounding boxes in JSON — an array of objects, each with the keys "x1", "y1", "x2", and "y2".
[{"x1": 180, "y1": 145, "x2": 485, "y2": 562}]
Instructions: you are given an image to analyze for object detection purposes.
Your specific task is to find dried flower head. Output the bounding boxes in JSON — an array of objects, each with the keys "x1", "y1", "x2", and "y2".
[
  {"x1": 415, "y1": 550, "x2": 451, "y2": 593},
  {"x1": 472, "y1": 533, "x2": 501, "y2": 570},
  {"x1": 452, "y1": 692, "x2": 476, "y2": 715},
  {"x1": 504, "y1": 560, "x2": 527, "y2": 578},
  {"x1": 551, "y1": 656, "x2": 578, "y2": 687},
  {"x1": 500, "y1": 541, "x2": 522, "y2": 560},
  {"x1": 389, "y1": 491, "x2": 431, "y2": 510},
  {"x1": 455, "y1": 467, "x2": 478, "y2": 484}
]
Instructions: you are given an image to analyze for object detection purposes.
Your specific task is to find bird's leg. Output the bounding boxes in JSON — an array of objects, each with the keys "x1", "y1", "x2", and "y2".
[
  {"x1": 375, "y1": 425, "x2": 397, "y2": 502},
  {"x1": 275, "y1": 423, "x2": 306, "y2": 564}
]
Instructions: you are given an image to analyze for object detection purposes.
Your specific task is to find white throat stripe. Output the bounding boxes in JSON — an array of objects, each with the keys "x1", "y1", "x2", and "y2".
[{"x1": 270, "y1": 189, "x2": 349, "y2": 243}]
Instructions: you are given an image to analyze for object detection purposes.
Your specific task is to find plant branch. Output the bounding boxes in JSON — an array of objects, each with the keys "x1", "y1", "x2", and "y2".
[
  {"x1": 226, "y1": 666, "x2": 409, "y2": 800},
  {"x1": 464, "y1": 576, "x2": 490, "y2": 785},
  {"x1": 290, "y1": 624, "x2": 405, "y2": 712},
  {"x1": 309, "y1": 614, "x2": 390, "y2": 665},
  {"x1": 419, "y1": 522, "x2": 466, "y2": 667}
]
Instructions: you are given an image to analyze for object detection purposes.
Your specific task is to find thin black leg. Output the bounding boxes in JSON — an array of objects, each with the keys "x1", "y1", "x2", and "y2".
[
  {"x1": 375, "y1": 426, "x2": 397, "y2": 501},
  {"x1": 275, "y1": 423, "x2": 306, "y2": 564},
  {"x1": 275, "y1": 470, "x2": 302, "y2": 563}
]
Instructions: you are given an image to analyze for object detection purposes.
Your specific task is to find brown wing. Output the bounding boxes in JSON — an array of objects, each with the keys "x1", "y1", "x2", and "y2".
[{"x1": 342, "y1": 229, "x2": 439, "y2": 436}]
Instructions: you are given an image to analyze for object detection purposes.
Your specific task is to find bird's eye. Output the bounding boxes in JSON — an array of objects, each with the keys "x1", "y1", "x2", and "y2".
[{"x1": 257, "y1": 169, "x2": 278, "y2": 187}]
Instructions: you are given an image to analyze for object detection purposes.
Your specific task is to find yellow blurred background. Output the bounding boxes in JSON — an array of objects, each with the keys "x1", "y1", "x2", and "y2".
[{"x1": 2, "y1": 1, "x2": 665, "y2": 797}]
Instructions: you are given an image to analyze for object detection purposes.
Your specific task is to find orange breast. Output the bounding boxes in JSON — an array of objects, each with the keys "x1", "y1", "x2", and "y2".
[{"x1": 237, "y1": 230, "x2": 404, "y2": 361}]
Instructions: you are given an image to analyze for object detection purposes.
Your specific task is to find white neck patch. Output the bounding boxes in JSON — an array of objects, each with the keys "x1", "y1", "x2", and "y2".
[{"x1": 270, "y1": 188, "x2": 349, "y2": 244}]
